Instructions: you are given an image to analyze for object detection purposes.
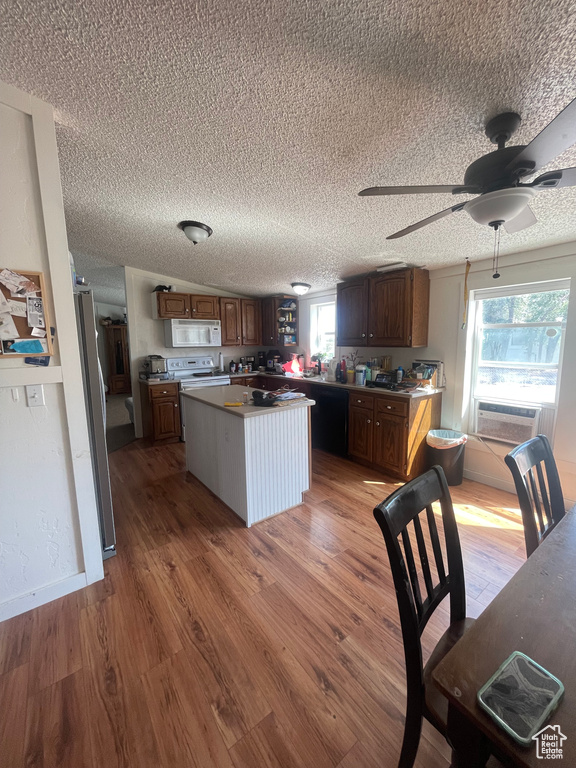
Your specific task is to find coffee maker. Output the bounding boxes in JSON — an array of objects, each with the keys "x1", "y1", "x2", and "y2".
[{"x1": 257, "y1": 351, "x2": 267, "y2": 370}]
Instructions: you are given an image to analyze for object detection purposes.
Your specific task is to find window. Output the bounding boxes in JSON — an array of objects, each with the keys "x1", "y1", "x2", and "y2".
[
  {"x1": 470, "y1": 280, "x2": 570, "y2": 406},
  {"x1": 310, "y1": 302, "x2": 336, "y2": 359}
]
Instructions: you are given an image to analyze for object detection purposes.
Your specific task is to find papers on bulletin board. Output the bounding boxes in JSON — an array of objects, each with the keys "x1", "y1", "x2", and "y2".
[
  {"x1": 31, "y1": 327, "x2": 46, "y2": 337},
  {"x1": 0, "y1": 269, "x2": 39, "y2": 296},
  {"x1": 0, "y1": 313, "x2": 19, "y2": 340},
  {"x1": 0, "y1": 291, "x2": 10, "y2": 314},
  {"x1": 27, "y1": 296, "x2": 45, "y2": 328},
  {"x1": 2, "y1": 338, "x2": 47, "y2": 354},
  {"x1": 8, "y1": 299, "x2": 26, "y2": 317}
]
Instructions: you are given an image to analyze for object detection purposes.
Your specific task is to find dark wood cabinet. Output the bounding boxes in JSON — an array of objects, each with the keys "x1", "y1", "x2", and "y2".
[
  {"x1": 261, "y1": 297, "x2": 277, "y2": 346},
  {"x1": 348, "y1": 406, "x2": 373, "y2": 463},
  {"x1": 348, "y1": 390, "x2": 441, "y2": 480},
  {"x1": 241, "y1": 299, "x2": 262, "y2": 346},
  {"x1": 336, "y1": 268, "x2": 429, "y2": 348},
  {"x1": 190, "y1": 294, "x2": 220, "y2": 319},
  {"x1": 220, "y1": 297, "x2": 242, "y2": 346},
  {"x1": 140, "y1": 382, "x2": 181, "y2": 443},
  {"x1": 156, "y1": 292, "x2": 191, "y2": 319},
  {"x1": 337, "y1": 278, "x2": 369, "y2": 346},
  {"x1": 105, "y1": 325, "x2": 131, "y2": 395}
]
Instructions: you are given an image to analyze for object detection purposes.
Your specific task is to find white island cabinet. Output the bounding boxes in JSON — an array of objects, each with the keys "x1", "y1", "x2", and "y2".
[{"x1": 181, "y1": 385, "x2": 314, "y2": 526}]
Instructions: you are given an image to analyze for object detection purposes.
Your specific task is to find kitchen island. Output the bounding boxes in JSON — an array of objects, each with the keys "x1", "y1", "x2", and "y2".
[{"x1": 181, "y1": 385, "x2": 314, "y2": 526}]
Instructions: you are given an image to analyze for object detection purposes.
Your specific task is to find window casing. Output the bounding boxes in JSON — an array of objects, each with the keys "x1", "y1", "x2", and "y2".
[
  {"x1": 469, "y1": 279, "x2": 570, "y2": 413},
  {"x1": 310, "y1": 301, "x2": 336, "y2": 359}
]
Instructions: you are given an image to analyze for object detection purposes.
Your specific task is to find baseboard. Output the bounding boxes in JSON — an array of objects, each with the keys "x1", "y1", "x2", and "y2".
[
  {"x1": 0, "y1": 572, "x2": 88, "y2": 623},
  {"x1": 463, "y1": 468, "x2": 517, "y2": 495},
  {"x1": 463, "y1": 470, "x2": 576, "y2": 510}
]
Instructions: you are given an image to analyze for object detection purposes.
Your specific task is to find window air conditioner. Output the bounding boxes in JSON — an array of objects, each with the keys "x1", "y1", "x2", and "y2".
[{"x1": 474, "y1": 401, "x2": 541, "y2": 445}]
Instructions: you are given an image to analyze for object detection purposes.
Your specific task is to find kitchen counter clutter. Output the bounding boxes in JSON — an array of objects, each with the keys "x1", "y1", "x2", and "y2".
[{"x1": 181, "y1": 385, "x2": 314, "y2": 526}]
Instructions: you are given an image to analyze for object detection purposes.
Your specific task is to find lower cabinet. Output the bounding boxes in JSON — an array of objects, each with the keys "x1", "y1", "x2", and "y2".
[
  {"x1": 348, "y1": 391, "x2": 441, "y2": 481},
  {"x1": 140, "y1": 382, "x2": 181, "y2": 443}
]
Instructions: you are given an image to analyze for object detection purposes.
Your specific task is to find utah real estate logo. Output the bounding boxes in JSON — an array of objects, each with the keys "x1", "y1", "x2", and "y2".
[{"x1": 532, "y1": 724, "x2": 567, "y2": 759}]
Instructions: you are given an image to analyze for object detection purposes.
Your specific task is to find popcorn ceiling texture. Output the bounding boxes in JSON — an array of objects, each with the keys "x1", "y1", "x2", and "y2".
[{"x1": 1, "y1": 0, "x2": 576, "y2": 294}]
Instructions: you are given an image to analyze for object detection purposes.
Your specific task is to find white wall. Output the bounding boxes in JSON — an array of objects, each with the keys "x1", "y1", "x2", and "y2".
[
  {"x1": 94, "y1": 301, "x2": 126, "y2": 383},
  {"x1": 424, "y1": 243, "x2": 576, "y2": 504},
  {"x1": 124, "y1": 267, "x2": 264, "y2": 437},
  {"x1": 0, "y1": 83, "x2": 103, "y2": 621}
]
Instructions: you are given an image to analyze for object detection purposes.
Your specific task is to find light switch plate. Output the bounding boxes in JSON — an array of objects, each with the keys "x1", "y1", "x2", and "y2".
[{"x1": 26, "y1": 385, "x2": 45, "y2": 407}]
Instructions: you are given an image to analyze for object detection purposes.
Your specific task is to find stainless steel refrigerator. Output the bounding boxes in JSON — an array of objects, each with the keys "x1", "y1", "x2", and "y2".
[{"x1": 75, "y1": 291, "x2": 116, "y2": 558}]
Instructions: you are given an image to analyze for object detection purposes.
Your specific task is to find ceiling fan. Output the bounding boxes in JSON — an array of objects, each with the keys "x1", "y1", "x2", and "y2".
[{"x1": 359, "y1": 96, "x2": 576, "y2": 239}]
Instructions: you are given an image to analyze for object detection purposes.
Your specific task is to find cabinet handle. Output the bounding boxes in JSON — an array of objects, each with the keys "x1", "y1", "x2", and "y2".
[
  {"x1": 369, "y1": 333, "x2": 373, "y2": 338},
  {"x1": 357, "y1": 399, "x2": 362, "y2": 403},
  {"x1": 162, "y1": 390, "x2": 167, "y2": 394},
  {"x1": 367, "y1": 419, "x2": 371, "y2": 424},
  {"x1": 237, "y1": 336, "x2": 240, "y2": 340},
  {"x1": 386, "y1": 405, "x2": 392, "y2": 410},
  {"x1": 361, "y1": 333, "x2": 366, "y2": 338},
  {"x1": 174, "y1": 403, "x2": 178, "y2": 408},
  {"x1": 376, "y1": 421, "x2": 380, "y2": 426},
  {"x1": 186, "y1": 309, "x2": 190, "y2": 313}
]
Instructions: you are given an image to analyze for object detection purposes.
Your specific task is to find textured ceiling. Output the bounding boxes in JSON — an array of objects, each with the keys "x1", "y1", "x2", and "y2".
[{"x1": 2, "y1": 0, "x2": 576, "y2": 295}]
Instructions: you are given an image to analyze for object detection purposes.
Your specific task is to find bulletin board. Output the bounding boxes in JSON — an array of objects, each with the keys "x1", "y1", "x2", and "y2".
[{"x1": 0, "y1": 269, "x2": 54, "y2": 357}]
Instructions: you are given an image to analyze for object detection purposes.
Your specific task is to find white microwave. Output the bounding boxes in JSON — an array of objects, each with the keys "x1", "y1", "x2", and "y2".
[{"x1": 164, "y1": 319, "x2": 222, "y2": 348}]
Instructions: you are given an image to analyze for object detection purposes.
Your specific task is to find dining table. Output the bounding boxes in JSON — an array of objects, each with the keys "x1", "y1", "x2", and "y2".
[{"x1": 433, "y1": 507, "x2": 576, "y2": 767}]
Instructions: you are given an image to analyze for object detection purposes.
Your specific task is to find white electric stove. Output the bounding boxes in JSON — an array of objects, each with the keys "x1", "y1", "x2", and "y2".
[{"x1": 166, "y1": 357, "x2": 230, "y2": 441}]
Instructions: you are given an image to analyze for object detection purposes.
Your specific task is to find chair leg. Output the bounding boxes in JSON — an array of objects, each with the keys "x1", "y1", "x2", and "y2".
[{"x1": 398, "y1": 706, "x2": 423, "y2": 768}]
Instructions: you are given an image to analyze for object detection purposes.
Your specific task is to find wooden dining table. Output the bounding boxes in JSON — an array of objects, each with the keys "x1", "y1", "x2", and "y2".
[{"x1": 433, "y1": 508, "x2": 576, "y2": 767}]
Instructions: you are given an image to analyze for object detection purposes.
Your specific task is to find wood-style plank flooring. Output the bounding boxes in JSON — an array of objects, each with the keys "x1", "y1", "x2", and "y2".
[{"x1": 0, "y1": 441, "x2": 527, "y2": 768}]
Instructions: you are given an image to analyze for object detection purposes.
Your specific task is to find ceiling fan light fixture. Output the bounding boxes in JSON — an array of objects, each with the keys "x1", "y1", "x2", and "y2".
[
  {"x1": 463, "y1": 188, "x2": 536, "y2": 226},
  {"x1": 291, "y1": 282, "x2": 311, "y2": 295},
  {"x1": 178, "y1": 220, "x2": 213, "y2": 244}
]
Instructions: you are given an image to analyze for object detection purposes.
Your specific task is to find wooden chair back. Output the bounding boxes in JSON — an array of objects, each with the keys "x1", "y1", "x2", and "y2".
[
  {"x1": 373, "y1": 466, "x2": 466, "y2": 715},
  {"x1": 505, "y1": 434, "x2": 566, "y2": 557}
]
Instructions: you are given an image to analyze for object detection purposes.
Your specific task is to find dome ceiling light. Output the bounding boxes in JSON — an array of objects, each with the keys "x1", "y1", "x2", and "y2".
[
  {"x1": 178, "y1": 220, "x2": 213, "y2": 244},
  {"x1": 291, "y1": 282, "x2": 311, "y2": 295}
]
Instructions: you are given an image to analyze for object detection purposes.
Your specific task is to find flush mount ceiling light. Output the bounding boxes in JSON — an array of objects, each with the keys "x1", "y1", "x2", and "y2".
[
  {"x1": 178, "y1": 220, "x2": 213, "y2": 244},
  {"x1": 291, "y1": 282, "x2": 311, "y2": 295}
]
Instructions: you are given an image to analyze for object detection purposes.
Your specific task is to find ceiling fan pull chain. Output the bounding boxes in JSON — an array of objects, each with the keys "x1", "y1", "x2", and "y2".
[{"x1": 492, "y1": 225, "x2": 501, "y2": 279}]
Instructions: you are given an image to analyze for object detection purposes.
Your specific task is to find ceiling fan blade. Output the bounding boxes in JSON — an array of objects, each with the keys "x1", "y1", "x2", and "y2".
[
  {"x1": 505, "y1": 95, "x2": 576, "y2": 178},
  {"x1": 386, "y1": 203, "x2": 466, "y2": 239},
  {"x1": 504, "y1": 205, "x2": 537, "y2": 234},
  {"x1": 359, "y1": 185, "x2": 476, "y2": 196},
  {"x1": 530, "y1": 167, "x2": 576, "y2": 189}
]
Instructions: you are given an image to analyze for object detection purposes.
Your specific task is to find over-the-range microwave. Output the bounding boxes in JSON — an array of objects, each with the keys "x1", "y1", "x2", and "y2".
[{"x1": 164, "y1": 319, "x2": 222, "y2": 348}]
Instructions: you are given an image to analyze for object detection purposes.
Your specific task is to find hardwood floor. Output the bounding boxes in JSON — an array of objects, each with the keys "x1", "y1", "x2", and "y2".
[{"x1": 0, "y1": 441, "x2": 527, "y2": 768}]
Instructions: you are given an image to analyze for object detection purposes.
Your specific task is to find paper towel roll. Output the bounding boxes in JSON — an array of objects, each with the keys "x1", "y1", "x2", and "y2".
[{"x1": 218, "y1": 352, "x2": 224, "y2": 372}]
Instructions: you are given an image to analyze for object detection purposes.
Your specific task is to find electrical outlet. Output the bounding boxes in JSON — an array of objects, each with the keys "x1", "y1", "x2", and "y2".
[{"x1": 26, "y1": 385, "x2": 45, "y2": 407}]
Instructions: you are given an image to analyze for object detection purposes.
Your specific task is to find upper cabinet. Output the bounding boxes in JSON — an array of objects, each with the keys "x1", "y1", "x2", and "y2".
[
  {"x1": 261, "y1": 297, "x2": 277, "y2": 346},
  {"x1": 190, "y1": 294, "x2": 220, "y2": 319},
  {"x1": 220, "y1": 297, "x2": 242, "y2": 346},
  {"x1": 241, "y1": 299, "x2": 262, "y2": 346},
  {"x1": 336, "y1": 277, "x2": 369, "y2": 346},
  {"x1": 155, "y1": 291, "x2": 191, "y2": 319},
  {"x1": 337, "y1": 268, "x2": 429, "y2": 348}
]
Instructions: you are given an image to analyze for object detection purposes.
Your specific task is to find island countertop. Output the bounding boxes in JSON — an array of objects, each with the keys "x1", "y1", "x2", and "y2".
[{"x1": 180, "y1": 384, "x2": 315, "y2": 418}]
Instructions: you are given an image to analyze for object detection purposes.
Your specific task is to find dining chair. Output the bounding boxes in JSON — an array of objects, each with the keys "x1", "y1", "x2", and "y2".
[
  {"x1": 373, "y1": 465, "x2": 478, "y2": 768},
  {"x1": 505, "y1": 434, "x2": 567, "y2": 558}
]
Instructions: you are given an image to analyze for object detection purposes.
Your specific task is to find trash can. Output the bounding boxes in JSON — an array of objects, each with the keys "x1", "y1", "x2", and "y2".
[{"x1": 426, "y1": 429, "x2": 468, "y2": 486}]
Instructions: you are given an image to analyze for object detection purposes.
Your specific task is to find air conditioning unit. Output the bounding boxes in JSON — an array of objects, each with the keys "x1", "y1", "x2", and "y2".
[{"x1": 474, "y1": 401, "x2": 541, "y2": 445}]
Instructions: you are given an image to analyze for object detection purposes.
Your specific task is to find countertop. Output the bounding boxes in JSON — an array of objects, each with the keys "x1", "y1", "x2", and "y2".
[
  {"x1": 140, "y1": 378, "x2": 177, "y2": 387},
  {"x1": 181, "y1": 384, "x2": 315, "y2": 419},
  {"x1": 249, "y1": 372, "x2": 443, "y2": 399}
]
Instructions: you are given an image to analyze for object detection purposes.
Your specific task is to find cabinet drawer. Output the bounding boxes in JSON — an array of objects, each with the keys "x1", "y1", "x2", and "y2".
[
  {"x1": 375, "y1": 397, "x2": 409, "y2": 417},
  {"x1": 149, "y1": 383, "x2": 179, "y2": 400},
  {"x1": 350, "y1": 393, "x2": 374, "y2": 410}
]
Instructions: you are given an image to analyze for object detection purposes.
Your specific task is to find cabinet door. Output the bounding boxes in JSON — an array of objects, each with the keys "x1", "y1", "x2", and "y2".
[
  {"x1": 337, "y1": 278, "x2": 369, "y2": 346},
  {"x1": 368, "y1": 271, "x2": 411, "y2": 346},
  {"x1": 373, "y1": 411, "x2": 407, "y2": 477},
  {"x1": 220, "y1": 297, "x2": 241, "y2": 346},
  {"x1": 152, "y1": 398, "x2": 181, "y2": 440},
  {"x1": 261, "y1": 297, "x2": 277, "y2": 345},
  {"x1": 241, "y1": 299, "x2": 262, "y2": 346},
  {"x1": 348, "y1": 406, "x2": 373, "y2": 462},
  {"x1": 156, "y1": 292, "x2": 191, "y2": 319},
  {"x1": 190, "y1": 294, "x2": 220, "y2": 319}
]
